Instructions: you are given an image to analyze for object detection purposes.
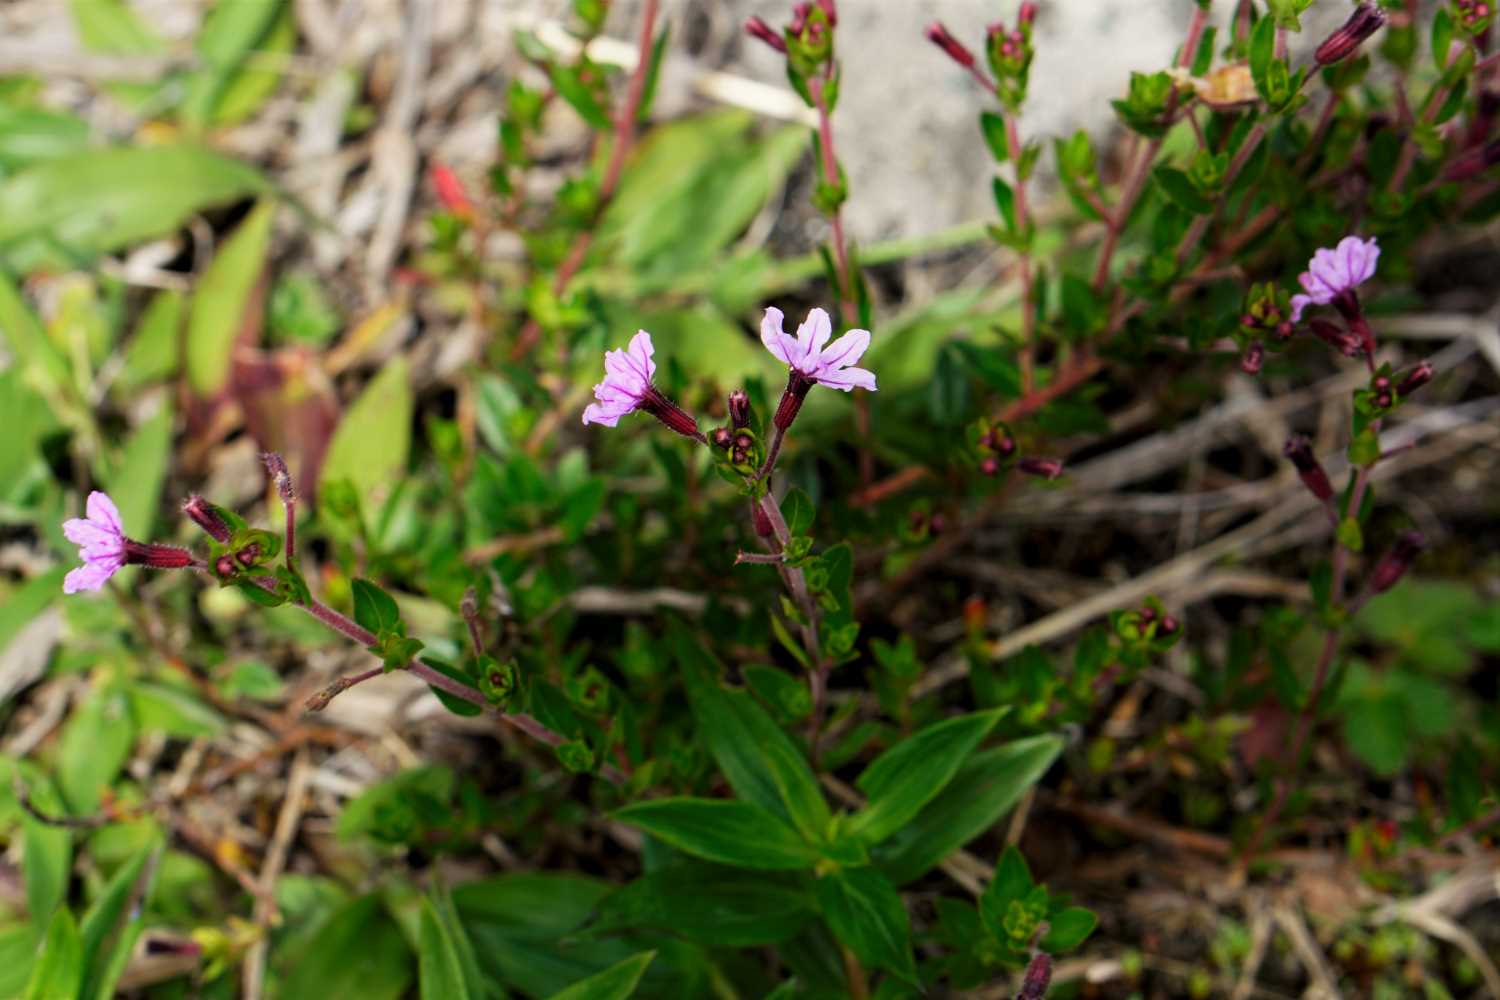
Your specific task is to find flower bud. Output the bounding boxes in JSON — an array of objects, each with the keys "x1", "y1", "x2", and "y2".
[
  {"x1": 122, "y1": 541, "x2": 195, "y2": 571},
  {"x1": 728, "y1": 389, "x2": 751, "y2": 428},
  {"x1": 430, "y1": 162, "x2": 474, "y2": 220},
  {"x1": 979, "y1": 456, "x2": 1001, "y2": 477},
  {"x1": 1018, "y1": 2, "x2": 1039, "y2": 28},
  {"x1": 1018, "y1": 952, "x2": 1053, "y2": 1000},
  {"x1": 712, "y1": 426, "x2": 733, "y2": 449},
  {"x1": 214, "y1": 554, "x2": 237, "y2": 579},
  {"x1": 925, "y1": 21, "x2": 975, "y2": 69},
  {"x1": 1018, "y1": 456, "x2": 1063, "y2": 480},
  {"x1": 1397, "y1": 360, "x2": 1434, "y2": 396},
  {"x1": 1315, "y1": 3, "x2": 1387, "y2": 66},
  {"x1": 1370, "y1": 531, "x2": 1424, "y2": 594},
  {"x1": 816, "y1": 0, "x2": 837, "y2": 27},
  {"x1": 1283, "y1": 435, "x2": 1333, "y2": 502},
  {"x1": 744, "y1": 15, "x2": 788, "y2": 53},
  {"x1": 182, "y1": 495, "x2": 231, "y2": 543},
  {"x1": 234, "y1": 542, "x2": 261, "y2": 568},
  {"x1": 638, "y1": 386, "x2": 702, "y2": 440},
  {"x1": 262, "y1": 451, "x2": 295, "y2": 504},
  {"x1": 1241, "y1": 341, "x2": 1265, "y2": 375},
  {"x1": 773, "y1": 371, "x2": 816, "y2": 431}
]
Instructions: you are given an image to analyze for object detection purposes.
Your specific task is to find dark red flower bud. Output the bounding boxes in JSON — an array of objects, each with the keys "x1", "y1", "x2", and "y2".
[
  {"x1": 773, "y1": 371, "x2": 816, "y2": 431},
  {"x1": 1018, "y1": 2, "x2": 1039, "y2": 28},
  {"x1": 182, "y1": 495, "x2": 231, "y2": 543},
  {"x1": 928, "y1": 513, "x2": 948, "y2": 535},
  {"x1": 214, "y1": 554, "x2": 236, "y2": 578},
  {"x1": 712, "y1": 426, "x2": 733, "y2": 449},
  {"x1": 1241, "y1": 341, "x2": 1265, "y2": 375},
  {"x1": 1018, "y1": 952, "x2": 1053, "y2": 1000},
  {"x1": 728, "y1": 389, "x2": 751, "y2": 428},
  {"x1": 734, "y1": 432, "x2": 754, "y2": 451},
  {"x1": 122, "y1": 540, "x2": 195, "y2": 571},
  {"x1": 1159, "y1": 615, "x2": 1179, "y2": 635},
  {"x1": 1397, "y1": 360, "x2": 1434, "y2": 396},
  {"x1": 1018, "y1": 456, "x2": 1063, "y2": 480},
  {"x1": 1283, "y1": 435, "x2": 1334, "y2": 502},
  {"x1": 816, "y1": 0, "x2": 837, "y2": 27},
  {"x1": 1370, "y1": 531, "x2": 1424, "y2": 594},
  {"x1": 235, "y1": 543, "x2": 261, "y2": 568},
  {"x1": 745, "y1": 16, "x2": 788, "y2": 53},
  {"x1": 925, "y1": 21, "x2": 976, "y2": 68},
  {"x1": 979, "y1": 456, "x2": 1001, "y2": 476},
  {"x1": 1315, "y1": 3, "x2": 1387, "y2": 65},
  {"x1": 638, "y1": 386, "x2": 702, "y2": 440}
]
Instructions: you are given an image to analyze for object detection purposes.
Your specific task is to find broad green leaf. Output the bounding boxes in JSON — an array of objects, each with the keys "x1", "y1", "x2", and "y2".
[
  {"x1": 119, "y1": 289, "x2": 183, "y2": 390},
  {"x1": 320, "y1": 357, "x2": 413, "y2": 518},
  {"x1": 86, "y1": 919, "x2": 142, "y2": 1000},
  {"x1": 874, "y1": 734, "x2": 1063, "y2": 885},
  {"x1": 427, "y1": 882, "x2": 488, "y2": 1000},
  {"x1": 813, "y1": 868, "x2": 916, "y2": 985},
  {"x1": 281, "y1": 895, "x2": 414, "y2": 1000},
  {"x1": 209, "y1": 4, "x2": 296, "y2": 126},
  {"x1": 848, "y1": 709, "x2": 1005, "y2": 845},
  {"x1": 23, "y1": 907, "x2": 81, "y2": 1000},
  {"x1": 58, "y1": 684, "x2": 135, "y2": 815},
  {"x1": 1041, "y1": 906, "x2": 1097, "y2": 952},
  {"x1": 0, "y1": 271, "x2": 69, "y2": 397},
  {"x1": 128, "y1": 681, "x2": 226, "y2": 738},
  {"x1": 12, "y1": 767, "x2": 72, "y2": 933},
  {"x1": 546, "y1": 951, "x2": 655, "y2": 1000},
  {"x1": 180, "y1": 0, "x2": 286, "y2": 127},
  {"x1": 103, "y1": 401, "x2": 173, "y2": 538},
  {"x1": 674, "y1": 623, "x2": 830, "y2": 840},
  {"x1": 780, "y1": 488, "x2": 815, "y2": 537},
  {"x1": 0, "y1": 570, "x2": 65, "y2": 658},
  {"x1": 0, "y1": 368, "x2": 59, "y2": 505},
  {"x1": 0, "y1": 146, "x2": 267, "y2": 271},
  {"x1": 613, "y1": 798, "x2": 818, "y2": 871},
  {"x1": 0, "y1": 108, "x2": 90, "y2": 171},
  {"x1": 586, "y1": 863, "x2": 815, "y2": 947},
  {"x1": 418, "y1": 898, "x2": 472, "y2": 1000},
  {"x1": 80, "y1": 842, "x2": 156, "y2": 999},
  {"x1": 186, "y1": 199, "x2": 275, "y2": 394},
  {"x1": 336, "y1": 766, "x2": 453, "y2": 844},
  {"x1": 351, "y1": 579, "x2": 401, "y2": 637},
  {"x1": 0, "y1": 926, "x2": 36, "y2": 998},
  {"x1": 70, "y1": 0, "x2": 164, "y2": 54}
]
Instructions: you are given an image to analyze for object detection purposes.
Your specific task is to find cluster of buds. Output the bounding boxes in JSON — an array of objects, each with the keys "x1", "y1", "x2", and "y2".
[
  {"x1": 1239, "y1": 282, "x2": 1296, "y2": 374},
  {"x1": 712, "y1": 425, "x2": 760, "y2": 471},
  {"x1": 1353, "y1": 360, "x2": 1435, "y2": 424},
  {"x1": 1453, "y1": 0, "x2": 1495, "y2": 34},
  {"x1": 987, "y1": 4, "x2": 1038, "y2": 109},
  {"x1": 746, "y1": 1, "x2": 839, "y2": 93},
  {"x1": 1314, "y1": 3, "x2": 1388, "y2": 66},
  {"x1": 1111, "y1": 597, "x2": 1183, "y2": 664},
  {"x1": 974, "y1": 421, "x2": 1063, "y2": 481}
]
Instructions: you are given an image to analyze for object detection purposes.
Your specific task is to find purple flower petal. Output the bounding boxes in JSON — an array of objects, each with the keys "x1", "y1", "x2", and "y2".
[
  {"x1": 815, "y1": 328, "x2": 871, "y2": 372},
  {"x1": 760, "y1": 307, "x2": 799, "y2": 367},
  {"x1": 584, "y1": 332, "x2": 659, "y2": 428},
  {"x1": 813, "y1": 365, "x2": 877, "y2": 392},
  {"x1": 63, "y1": 559, "x2": 117, "y2": 594},
  {"x1": 794, "y1": 308, "x2": 833, "y2": 368},
  {"x1": 86, "y1": 491, "x2": 122, "y2": 536},
  {"x1": 62, "y1": 517, "x2": 117, "y2": 550},
  {"x1": 1290, "y1": 294, "x2": 1313, "y2": 322},
  {"x1": 1294, "y1": 235, "x2": 1379, "y2": 320}
]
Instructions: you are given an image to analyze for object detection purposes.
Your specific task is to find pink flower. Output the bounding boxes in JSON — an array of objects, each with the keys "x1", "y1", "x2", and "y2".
[
  {"x1": 62, "y1": 491, "x2": 127, "y2": 594},
  {"x1": 1290, "y1": 236, "x2": 1380, "y2": 322},
  {"x1": 582, "y1": 331, "x2": 701, "y2": 439},
  {"x1": 759, "y1": 307, "x2": 877, "y2": 392}
]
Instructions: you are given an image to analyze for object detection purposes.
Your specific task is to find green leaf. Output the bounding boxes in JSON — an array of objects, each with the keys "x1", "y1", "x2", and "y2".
[
  {"x1": 0, "y1": 145, "x2": 267, "y2": 271},
  {"x1": 1336, "y1": 516, "x2": 1364, "y2": 553},
  {"x1": 548, "y1": 63, "x2": 611, "y2": 130},
  {"x1": 206, "y1": 3, "x2": 295, "y2": 126},
  {"x1": 1041, "y1": 906, "x2": 1097, "y2": 952},
  {"x1": 427, "y1": 882, "x2": 487, "y2": 1000},
  {"x1": 675, "y1": 626, "x2": 830, "y2": 840},
  {"x1": 119, "y1": 289, "x2": 183, "y2": 390},
  {"x1": 1432, "y1": 6, "x2": 1455, "y2": 69},
  {"x1": 128, "y1": 681, "x2": 226, "y2": 738},
  {"x1": 1153, "y1": 165, "x2": 1213, "y2": 214},
  {"x1": 781, "y1": 488, "x2": 815, "y2": 537},
  {"x1": 1249, "y1": 14, "x2": 1278, "y2": 102},
  {"x1": 0, "y1": 927, "x2": 36, "y2": 999},
  {"x1": 282, "y1": 894, "x2": 414, "y2": 1000},
  {"x1": 351, "y1": 579, "x2": 401, "y2": 637},
  {"x1": 874, "y1": 734, "x2": 1062, "y2": 885},
  {"x1": 80, "y1": 842, "x2": 157, "y2": 999},
  {"x1": 0, "y1": 108, "x2": 91, "y2": 171},
  {"x1": 814, "y1": 868, "x2": 916, "y2": 985},
  {"x1": 847, "y1": 709, "x2": 1004, "y2": 846},
  {"x1": 186, "y1": 199, "x2": 275, "y2": 394},
  {"x1": 587, "y1": 863, "x2": 815, "y2": 947},
  {"x1": 979, "y1": 111, "x2": 1009, "y2": 162},
  {"x1": 103, "y1": 402, "x2": 173, "y2": 539},
  {"x1": 1342, "y1": 693, "x2": 1410, "y2": 776},
  {"x1": 419, "y1": 898, "x2": 472, "y2": 1000},
  {"x1": 546, "y1": 952, "x2": 655, "y2": 1000},
  {"x1": 23, "y1": 907, "x2": 82, "y2": 1000},
  {"x1": 58, "y1": 684, "x2": 135, "y2": 814},
  {"x1": 612, "y1": 798, "x2": 818, "y2": 871},
  {"x1": 991, "y1": 175, "x2": 1017, "y2": 232},
  {"x1": 180, "y1": 0, "x2": 287, "y2": 128},
  {"x1": 320, "y1": 357, "x2": 414, "y2": 518},
  {"x1": 13, "y1": 768, "x2": 73, "y2": 931}
]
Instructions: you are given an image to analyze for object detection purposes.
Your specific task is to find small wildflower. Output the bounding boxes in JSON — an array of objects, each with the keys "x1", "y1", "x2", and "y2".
[
  {"x1": 760, "y1": 307, "x2": 877, "y2": 430},
  {"x1": 63, "y1": 491, "x2": 193, "y2": 594},
  {"x1": 62, "y1": 491, "x2": 127, "y2": 594},
  {"x1": 582, "y1": 331, "x2": 703, "y2": 439},
  {"x1": 1290, "y1": 235, "x2": 1380, "y2": 323},
  {"x1": 1314, "y1": 3, "x2": 1387, "y2": 66}
]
